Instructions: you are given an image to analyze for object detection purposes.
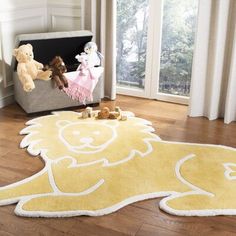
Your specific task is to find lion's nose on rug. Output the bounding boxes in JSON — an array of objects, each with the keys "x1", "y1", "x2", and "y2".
[{"x1": 80, "y1": 137, "x2": 94, "y2": 144}]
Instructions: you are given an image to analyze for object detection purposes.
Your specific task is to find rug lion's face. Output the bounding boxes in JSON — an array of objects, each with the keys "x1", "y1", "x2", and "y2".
[
  {"x1": 20, "y1": 111, "x2": 158, "y2": 164},
  {"x1": 59, "y1": 122, "x2": 116, "y2": 153}
]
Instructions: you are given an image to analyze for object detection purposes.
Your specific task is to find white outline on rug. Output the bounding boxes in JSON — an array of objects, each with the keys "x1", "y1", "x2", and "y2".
[
  {"x1": 0, "y1": 111, "x2": 236, "y2": 217},
  {"x1": 223, "y1": 163, "x2": 236, "y2": 180}
]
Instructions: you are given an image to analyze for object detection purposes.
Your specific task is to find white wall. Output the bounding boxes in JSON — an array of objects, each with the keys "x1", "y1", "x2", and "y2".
[
  {"x1": 0, "y1": 0, "x2": 83, "y2": 108},
  {"x1": 47, "y1": 0, "x2": 83, "y2": 31}
]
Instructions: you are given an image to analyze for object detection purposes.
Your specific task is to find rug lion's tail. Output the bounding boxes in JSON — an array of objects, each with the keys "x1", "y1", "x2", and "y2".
[{"x1": 0, "y1": 166, "x2": 53, "y2": 206}]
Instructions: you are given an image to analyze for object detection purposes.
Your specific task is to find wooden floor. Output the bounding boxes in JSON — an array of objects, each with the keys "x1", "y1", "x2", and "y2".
[{"x1": 0, "y1": 95, "x2": 236, "y2": 236}]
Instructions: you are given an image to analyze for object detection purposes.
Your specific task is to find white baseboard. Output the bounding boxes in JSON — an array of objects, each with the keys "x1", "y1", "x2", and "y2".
[{"x1": 0, "y1": 94, "x2": 15, "y2": 108}]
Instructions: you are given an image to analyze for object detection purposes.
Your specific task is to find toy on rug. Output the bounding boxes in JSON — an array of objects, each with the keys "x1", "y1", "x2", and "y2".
[
  {"x1": 43, "y1": 56, "x2": 68, "y2": 90},
  {"x1": 97, "y1": 107, "x2": 111, "y2": 119},
  {"x1": 63, "y1": 42, "x2": 104, "y2": 104},
  {"x1": 81, "y1": 107, "x2": 97, "y2": 119},
  {"x1": 97, "y1": 106, "x2": 127, "y2": 120},
  {"x1": 13, "y1": 44, "x2": 52, "y2": 92},
  {"x1": 80, "y1": 106, "x2": 127, "y2": 120},
  {"x1": 115, "y1": 107, "x2": 128, "y2": 121}
]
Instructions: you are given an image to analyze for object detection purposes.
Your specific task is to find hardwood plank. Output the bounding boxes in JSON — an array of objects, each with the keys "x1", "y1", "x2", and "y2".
[
  {"x1": 136, "y1": 223, "x2": 183, "y2": 236},
  {"x1": 136, "y1": 223, "x2": 236, "y2": 236},
  {"x1": 78, "y1": 213, "x2": 143, "y2": 236},
  {"x1": 68, "y1": 217, "x2": 128, "y2": 236},
  {"x1": 0, "y1": 207, "x2": 70, "y2": 236}
]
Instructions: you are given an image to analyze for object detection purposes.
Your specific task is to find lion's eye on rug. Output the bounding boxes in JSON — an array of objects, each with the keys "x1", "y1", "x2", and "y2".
[{"x1": 0, "y1": 111, "x2": 236, "y2": 218}]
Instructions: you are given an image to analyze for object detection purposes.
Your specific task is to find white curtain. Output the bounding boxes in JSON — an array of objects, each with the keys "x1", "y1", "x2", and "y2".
[
  {"x1": 84, "y1": 0, "x2": 116, "y2": 100},
  {"x1": 188, "y1": 0, "x2": 236, "y2": 124}
]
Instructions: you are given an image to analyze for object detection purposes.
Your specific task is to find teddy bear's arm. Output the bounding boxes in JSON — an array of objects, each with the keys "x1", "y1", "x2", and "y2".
[
  {"x1": 17, "y1": 64, "x2": 32, "y2": 80},
  {"x1": 52, "y1": 75, "x2": 64, "y2": 89},
  {"x1": 16, "y1": 64, "x2": 35, "y2": 91},
  {"x1": 17, "y1": 63, "x2": 27, "y2": 74},
  {"x1": 33, "y1": 60, "x2": 43, "y2": 70},
  {"x1": 59, "y1": 74, "x2": 68, "y2": 88}
]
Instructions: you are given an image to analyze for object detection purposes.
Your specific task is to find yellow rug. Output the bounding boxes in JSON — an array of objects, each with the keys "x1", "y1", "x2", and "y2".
[{"x1": 0, "y1": 111, "x2": 236, "y2": 217}]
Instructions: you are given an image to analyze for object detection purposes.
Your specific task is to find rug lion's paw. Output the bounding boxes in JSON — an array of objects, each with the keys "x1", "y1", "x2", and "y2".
[
  {"x1": 159, "y1": 193, "x2": 225, "y2": 216},
  {"x1": 0, "y1": 169, "x2": 53, "y2": 207},
  {"x1": 14, "y1": 191, "x2": 113, "y2": 217}
]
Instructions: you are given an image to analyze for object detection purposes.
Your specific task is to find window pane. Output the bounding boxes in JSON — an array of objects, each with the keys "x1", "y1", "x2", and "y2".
[
  {"x1": 159, "y1": 0, "x2": 198, "y2": 96},
  {"x1": 116, "y1": 0, "x2": 149, "y2": 89}
]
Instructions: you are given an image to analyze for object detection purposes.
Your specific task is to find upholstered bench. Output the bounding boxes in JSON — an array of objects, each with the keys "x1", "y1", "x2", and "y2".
[{"x1": 13, "y1": 31, "x2": 103, "y2": 114}]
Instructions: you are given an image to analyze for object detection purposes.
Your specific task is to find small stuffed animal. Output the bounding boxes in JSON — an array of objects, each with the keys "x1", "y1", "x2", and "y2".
[
  {"x1": 81, "y1": 107, "x2": 96, "y2": 119},
  {"x1": 119, "y1": 115, "x2": 128, "y2": 121},
  {"x1": 97, "y1": 107, "x2": 122, "y2": 120},
  {"x1": 75, "y1": 53, "x2": 89, "y2": 76},
  {"x1": 46, "y1": 56, "x2": 68, "y2": 90},
  {"x1": 13, "y1": 44, "x2": 52, "y2": 92},
  {"x1": 75, "y1": 42, "x2": 103, "y2": 71},
  {"x1": 84, "y1": 42, "x2": 103, "y2": 67},
  {"x1": 97, "y1": 107, "x2": 110, "y2": 119}
]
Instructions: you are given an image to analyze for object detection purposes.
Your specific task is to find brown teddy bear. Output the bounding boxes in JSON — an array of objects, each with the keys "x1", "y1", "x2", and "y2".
[
  {"x1": 97, "y1": 107, "x2": 111, "y2": 119},
  {"x1": 97, "y1": 107, "x2": 127, "y2": 120},
  {"x1": 13, "y1": 44, "x2": 52, "y2": 92},
  {"x1": 45, "y1": 56, "x2": 68, "y2": 90}
]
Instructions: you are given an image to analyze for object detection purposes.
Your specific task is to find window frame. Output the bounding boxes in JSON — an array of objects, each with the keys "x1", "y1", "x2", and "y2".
[{"x1": 116, "y1": 0, "x2": 191, "y2": 105}]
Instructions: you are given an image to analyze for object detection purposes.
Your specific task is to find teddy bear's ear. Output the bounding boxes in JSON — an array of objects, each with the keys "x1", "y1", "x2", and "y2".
[
  {"x1": 13, "y1": 48, "x2": 18, "y2": 57},
  {"x1": 27, "y1": 44, "x2": 33, "y2": 50}
]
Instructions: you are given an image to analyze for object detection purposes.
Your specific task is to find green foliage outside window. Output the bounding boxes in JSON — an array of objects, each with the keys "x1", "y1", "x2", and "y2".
[
  {"x1": 116, "y1": 0, "x2": 198, "y2": 96},
  {"x1": 117, "y1": 0, "x2": 148, "y2": 89}
]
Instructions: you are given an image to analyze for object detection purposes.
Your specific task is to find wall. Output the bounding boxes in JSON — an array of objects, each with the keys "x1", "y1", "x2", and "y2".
[
  {"x1": 47, "y1": 0, "x2": 83, "y2": 31},
  {"x1": 0, "y1": 0, "x2": 83, "y2": 108}
]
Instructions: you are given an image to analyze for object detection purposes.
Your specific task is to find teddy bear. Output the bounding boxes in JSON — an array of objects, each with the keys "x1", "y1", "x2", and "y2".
[
  {"x1": 13, "y1": 44, "x2": 52, "y2": 92},
  {"x1": 43, "y1": 56, "x2": 68, "y2": 90},
  {"x1": 97, "y1": 107, "x2": 111, "y2": 119},
  {"x1": 97, "y1": 106, "x2": 127, "y2": 120}
]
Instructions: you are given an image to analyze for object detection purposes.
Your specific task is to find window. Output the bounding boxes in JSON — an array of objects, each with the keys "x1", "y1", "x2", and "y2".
[
  {"x1": 116, "y1": 0, "x2": 149, "y2": 90},
  {"x1": 116, "y1": 0, "x2": 198, "y2": 104}
]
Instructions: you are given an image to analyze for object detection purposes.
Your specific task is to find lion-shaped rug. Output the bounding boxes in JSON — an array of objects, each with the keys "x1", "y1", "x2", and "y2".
[{"x1": 0, "y1": 111, "x2": 236, "y2": 217}]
